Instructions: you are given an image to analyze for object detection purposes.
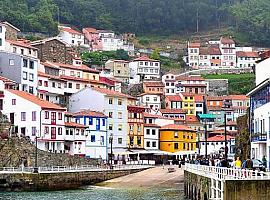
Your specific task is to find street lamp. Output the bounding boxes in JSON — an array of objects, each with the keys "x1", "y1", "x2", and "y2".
[
  {"x1": 109, "y1": 134, "x2": 113, "y2": 169},
  {"x1": 223, "y1": 100, "x2": 232, "y2": 160}
]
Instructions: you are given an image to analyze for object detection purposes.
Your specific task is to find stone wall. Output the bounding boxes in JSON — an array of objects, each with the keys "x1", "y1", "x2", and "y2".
[
  {"x1": 206, "y1": 79, "x2": 228, "y2": 96},
  {"x1": 0, "y1": 168, "x2": 146, "y2": 191},
  {"x1": 0, "y1": 137, "x2": 98, "y2": 167}
]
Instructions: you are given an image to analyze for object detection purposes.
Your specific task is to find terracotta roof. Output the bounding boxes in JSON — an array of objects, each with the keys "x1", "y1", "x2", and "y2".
[
  {"x1": 144, "y1": 123, "x2": 161, "y2": 128},
  {"x1": 73, "y1": 110, "x2": 107, "y2": 118},
  {"x1": 166, "y1": 95, "x2": 182, "y2": 102},
  {"x1": 60, "y1": 75, "x2": 90, "y2": 83},
  {"x1": 209, "y1": 45, "x2": 222, "y2": 55},
  {"x1": 207, "y1": 135, "x2": 235, "y2": 142},
  {"x1": 188, "y1": 42, "x2": 200, "y2": 48},
  {"x1": 143, "y1": 81, "x2": 164, "y2": 87},
  {"x1": 194, "y1": 95, "x2": 205, "y2": 102},
  {"x1": 175, "y1": 75, "x2": 204, "y2": 81},
  {"x1": 160, "y1": 124, "x2": 195, "y2": 132},
  {"x1": 134, "y1": 56, "x2": 159, "y2": 62},
  {"x1": 6, "y1": 39, "x2": 37, "y2": 50},
  {"x1": 48, "y1": 62, "x2": 100, "y2": 73},
  {"x1": 186, "y1": 116, "x2": 199, "y2": 123},
  {"x1": 226, "y1": 95, "x2": 248, "y2": 101},
  {"x1": 38, "y1": 71, "x2": 66, "y2": 82},
  {"x1": 7, "y1": 89, "x2": 66, "y2": 110},
  {"x1": 83, "y1": 27, "x2": 98, "y2": 34},
  {"x1": 231, "y1": 106, "x2": 248, "y2": 110},
  {"x1": 0, "y1": 75, "x2": 17, "y2": 84},
  {"x1": 143, "y1": 112, "x2": 158, "y2": 118},
  {"x1": 41, "y1": 62, "x2": 60, "y2": 69},
  {"x1": 93, "y1": 87, "x2": 136, "y2": 99},
  {"x1": 62, "y1": 27, "x2": 83, "y2": 35},
  {"x1": 199, "y1": 47, "x2": 209, "y2": 55},
  {"x1": 64, "y1": 122, "x2": 86, "y2": 128},
  {"x1": 218, "y1": 121, "x2": 237, "y2": 126},
  {"x1": 236, "y1": 51, "x2": 259, "y2": 58},
  {"x1": 207, "y1": 106, "x2": 223, "y2": 111},
  {"x1": 220, "y1": 37, "x2": 235, "y2": 45},
  {"x1": 206, "y1": 96, "x2": 224, "y2": 101},
  {"x1": 160, "y1": 109, "x2": 186, "y2": 114}
]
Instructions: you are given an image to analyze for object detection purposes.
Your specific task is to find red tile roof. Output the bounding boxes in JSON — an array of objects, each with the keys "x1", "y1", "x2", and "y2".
[
  {"x1": 7, "y1": 90, "x2": 66, "y2": 110},
  {"x1": 134, "y1": 56, "x2": 159, "y2": 62},
  {"x1": 73, "y1": 110, "x2": 107, "y2": 118},
  {"x1": 199, "y1": 47, "x2": 209, "y2": 55},
  {"x1": 194, "y1": 95, "x2": 205, "y2": 102},
  {"x1": 143, "y1": 81, "x2": 164, "y2": 87},
  {"x1": 0, "y1": 75, "x2": 17, "y2": 84},
  {"x1": 6, "y1": 39, "x2": 37, "y2": 50},
  {"x1": 226, "y1": 95, "x2": 248, "y2": 101},
  {"x1": 83, "y1": 27, "x2": 98, "y2": 34},
  {"x1": 143, "y1": 112, "x2": 159, "y2": 118},
  {"x1": 62, "y1": 27, "x2": 83, "y2": 35},
  {"x1": 186, "y1": 115, "x2": 199, "y2": 123},
  {"x1": 160, "y1": 109, "x2": 186, "y2": 114},
  {"x1": 144, "y1": 123, "x2": 161, "y2": 128},
  {"x1": 64, "y1": 122, "x2": 86, "y2": 128},
  {"x1": 206, "y1": 96, "x2": 224, "y2": 101},
  {"x1": 220, "y1": 37, "x2": 235, "y2": 45},
  {"x1": 188, "y1": 42, "x2": 201, "y2": 48},
  {"x1": 38, "y1": 71, "x2": 67, "y2": 82},
  {"x1": 236, "y1": 51, "x2": 259, "y2": 58},
  {"x1": 49, "y1": 62, "x2": 99, "y2": 73},
  {"x1": 166, "y1": 95, "x2": 182, "y2": 102},
  {"x1": 160, "y1": 124, "x2": 195, "y2": 132},
  {"x1": 60, "y1": 75, "x2": 91, "y2": 83},
  {"x1": 207, "y1": 135, "x2": 235, "y2": 142},
  {"x1": 209, "y1": 45, "x2": 222, "y2": 55},
  {"x1": 93, "y1": 87, "x2": 136, "y2": 99}
]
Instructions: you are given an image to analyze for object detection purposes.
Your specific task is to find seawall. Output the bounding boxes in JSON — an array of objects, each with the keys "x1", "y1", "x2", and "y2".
[{"x1": 0, "y1": 168, "x2": 148, "y2": 191}]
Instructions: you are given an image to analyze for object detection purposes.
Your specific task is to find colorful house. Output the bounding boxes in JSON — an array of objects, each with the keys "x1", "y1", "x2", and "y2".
[
  {"x1": 159, "y1": 124, "x2": 197, "y2": 153},
  {"x1": 180, "y1": 93, "x2": 196, "y2": 115}
]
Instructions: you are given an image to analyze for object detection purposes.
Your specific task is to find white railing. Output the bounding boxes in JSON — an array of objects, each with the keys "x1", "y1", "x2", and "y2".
[
  {"x1": 185, "y1": 163, "x2": 270, "y2": 180},
  {"x1": 0, "y1": 164, "x2": 152, "y2": 174}
]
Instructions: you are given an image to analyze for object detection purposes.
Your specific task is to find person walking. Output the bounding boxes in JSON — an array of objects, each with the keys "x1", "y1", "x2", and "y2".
[
  {"x1": 262, "y1": 155, "x2": 267, "y2": 167},
  {"x1": 234, "y1": 157, "x2": 242, "y2": 169}
]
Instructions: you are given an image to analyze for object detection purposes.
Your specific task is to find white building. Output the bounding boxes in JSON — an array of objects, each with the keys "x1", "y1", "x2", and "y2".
[
  {"x1": 73, "y1": 110, "x2": 108, "y2": 160},
  {"x1": 220, "y1": 37, "x2": 236, "y2": 67},
  {"x1": 187, "y1": 42, "x2": 200, "y2": 68},
  {"x1": 0, "y1": 22, "x2": 7, "y2": 51},
  {"x1": 162, "y1": 73, "x2": 177, "y2": 95},
  {"x1": 69, "y1": 87, "x2": 133, "y2": 154},
  {"x1": 144, "y1": 113, "x2": 160, "y2": 150},
  {"x1": 129, "y1": 56, "x2": 160, "y2": 83},
  {"x1": 58, "y1": 26, "x2": 86, "y2": 47},
  {"x1": 236, "y1": 51, "x2": 259, "y2": 68},
  {"x1": 138, "y1": 93, "x2": 161, "y2": 111},
  {"x1": 3, "y1": 89, "x2": 67, "y2": 153}
]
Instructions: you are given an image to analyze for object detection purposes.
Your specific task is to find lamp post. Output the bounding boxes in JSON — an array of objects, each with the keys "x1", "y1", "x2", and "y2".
[
  {"x1": 33, "y1": 135, "x2": 38, "y2": 173},
  {"x1": 109, "y1": 134, "x2": 113, "y2": 169},
  {"x1": 204, "y1": 118, "x2": 208, "y2": 158},
  {"x1": 222, "y1": 100, "x2": 232, "y2": 160}
]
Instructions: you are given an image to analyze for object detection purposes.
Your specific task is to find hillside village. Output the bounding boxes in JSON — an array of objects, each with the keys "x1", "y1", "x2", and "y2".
[{"x1": 0, "y1": 21, "x2": 267, "y2": 165}]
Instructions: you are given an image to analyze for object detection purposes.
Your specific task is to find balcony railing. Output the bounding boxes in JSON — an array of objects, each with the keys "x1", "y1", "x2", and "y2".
[{"x1": 251, "y1": 133, "x2": 267, "y2": 142}]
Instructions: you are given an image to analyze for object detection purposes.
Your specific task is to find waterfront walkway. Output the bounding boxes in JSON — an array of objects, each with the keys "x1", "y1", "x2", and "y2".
[{"x1": 100, "y1": 166, "x2": 184, "y2": 188}]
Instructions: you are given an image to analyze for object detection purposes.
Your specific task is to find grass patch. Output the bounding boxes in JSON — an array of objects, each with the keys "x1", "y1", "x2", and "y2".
[{"x1": 202, "y1": 73, "x2": 255, "y2": 95}]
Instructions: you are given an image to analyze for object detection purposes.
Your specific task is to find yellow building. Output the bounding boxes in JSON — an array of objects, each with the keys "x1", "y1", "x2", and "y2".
[
  {"x1": 159, "y1": 124, "x2": 196, "y2": 153},
  {"x1": 180, "y1": 93, "x2": 195, "y2": 115}
]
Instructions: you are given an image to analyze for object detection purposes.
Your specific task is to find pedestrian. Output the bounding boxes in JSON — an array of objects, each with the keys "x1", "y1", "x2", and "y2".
[
  {"x1": 242, "y1": 158, "x2": 253, "y2": 170},
  {"x1": 234, "y1": 157, "x2": 242, "y2": 169},
  {"x1": 262, "y1": 155, "x2": 267, "y2": 167}
]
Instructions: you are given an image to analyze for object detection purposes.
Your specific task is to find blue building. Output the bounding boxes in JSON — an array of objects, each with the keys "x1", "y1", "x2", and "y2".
[{"x1": 74, "y1": 110, "x2": 108, "y2": 160}]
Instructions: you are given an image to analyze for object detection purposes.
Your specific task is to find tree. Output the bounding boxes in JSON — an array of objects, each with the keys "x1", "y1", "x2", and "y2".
[{"x1": 150, "y1": 49, "x2": 160, "y2": 60}]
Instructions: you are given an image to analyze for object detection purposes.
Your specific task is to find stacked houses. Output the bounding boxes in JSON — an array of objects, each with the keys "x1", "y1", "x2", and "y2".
[{"x1": 0, "y1": 21, "x2": 253, "y2": 164}]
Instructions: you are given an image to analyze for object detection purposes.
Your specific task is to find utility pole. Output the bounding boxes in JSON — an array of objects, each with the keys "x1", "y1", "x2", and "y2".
[
  {"x1": 204, "y1": 119, "x2": 208, "y2": 158},
  {"x1": 224, "y1": 112, "x2": 228, "y2": 159}
]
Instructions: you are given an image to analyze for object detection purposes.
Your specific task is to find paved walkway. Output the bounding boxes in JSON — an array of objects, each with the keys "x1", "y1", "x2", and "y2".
[{"x1": 99, "y1": 166, "x2": 184, "y2": 189}]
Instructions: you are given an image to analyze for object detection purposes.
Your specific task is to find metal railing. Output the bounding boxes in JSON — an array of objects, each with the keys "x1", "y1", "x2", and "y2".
[
  {"x1": 185, "y1": 163, "x2": 270, "y2": 180},
  {"x1": 0, "y1": 164, "x2": 152, "y2": 174}
]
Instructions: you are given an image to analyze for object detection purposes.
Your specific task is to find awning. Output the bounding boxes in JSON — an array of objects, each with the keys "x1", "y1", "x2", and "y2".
[{"x1": 173, "y1": 150, "x2": 197, "y2": 156}]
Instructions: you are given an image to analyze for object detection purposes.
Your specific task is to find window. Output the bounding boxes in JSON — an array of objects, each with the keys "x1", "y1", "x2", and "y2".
[
  {"x1": 76, "y1": 84, "x2": 80, "y2": 90},
  {"x1": 21, "y1": 112, "x2": 26, "y2": 121},
  {"x1": 118, "y1": 124, "x2": 122, "y2": 131},
  {"x1": 146, "y1": 129, "x2": 150, "y2": 135},
  {"x1": 102, "y1": 119, "x2": 105, "y2": 126},
  {"x1": 51, "y1": 127, "x2": 56, "y2": 139},
  {"x1": 29, "y1": 61, "x2": 34, "y2": 69},
  {"x1": 108, "y1": 112, "x2": 113, "y2": 118},
  {"x1": 118, "y1": 112, "x2": 122, "y2": 119},
  {"x1": 77, "y1": 72, "x2": 80, "y2": 77},
  {"x1": 38, "y1": 80, "x2": 42, "y2": 86},
  {"x1": 138, "y1": 125, "x2": 141, "y2": 132},
  {"x1": 89, "y1": 117, "x2": 93, "y2": 125},
  {"x1": 32, "y1": 111, "x2": 36, "y2": 121},
  {"x1": 153, "y1": 97, "x2": 157, "y2": 102},
  {"x1": 58, "y1": 127, "x2": 62, "y2": 135},
  {"x1": 58, "y1": 113, "x2": 62, "y2": 120},
  {"x1": 12, "y1": 99, "x2": 16, "y2": 105},
  {"x1": 174, "y1": 132, "x2": 178, "y2": 138},
  {"x1": 32, "y1": 127, "x2": 36, "y2": 136},
  {"x1": 68, "y1": 83, "x2": 72, "y2": 88},
  {"x1": 44, "y1": 126, "x2": 49, "y2": 134},
  {"x1": 29, "y1": 73, "x2": 34, "y2": 82},
  {"x1": 45, "y1": 111, "x2": 49, "y2": 119},
  {"x1": 118, "y1": 99, "x2": 122, "y2": 105},
  {"x1": 44, "y1": 81, "x2": 48, "y2": 87},
  {"x1": 146, "y1": 141, "x2": 150, "y2": 147},
  {"x1": 130, "y1": 125, "x2": 134, "y2": 131},
  {"x1": 146, "y1": 97, "x2": 150, "y2": 101},
  {"x1": 23, "y1": 59, "x2": 27, "y2": 67},
  {"x1": 109, "y1": 98, "x2": 113, "y2": 104},
  {"x1": 0, "y1": 38, "x2": 2, "y2": 46},
  {"x1": 152, "y1": 141, "x2": 156, "y2": 147},
  {"x1": 152, "y1": 129, "x2": 156, "y2": 135},
  {"x1": 109, "y1": 124, "x2": 113, "y2": 130},
  {"x1": 91, "y1": 135, "x2": 95, "y2": 142},
  {"x1": 9, "y1": 59, "x2": 14, "y2": 66},
  {"x1": 23, "y1": 72, "x2": 27, "y2": 80},
  {"x1": 174, "y1": 143, "x2": 179, "y2": 150},
  {"x1": 118, "y1": 138, "x2": 123, "y2": 144}
]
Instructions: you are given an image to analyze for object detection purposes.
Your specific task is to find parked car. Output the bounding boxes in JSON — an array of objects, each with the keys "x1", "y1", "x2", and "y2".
[{"x1": 252, "y1": 159, "x2": 266, "y2": 172}]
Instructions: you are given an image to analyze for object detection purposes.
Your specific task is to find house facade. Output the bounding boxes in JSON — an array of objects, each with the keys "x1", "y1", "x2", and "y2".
[{"x1": 144, "y1": 113, "x2": 160, "y2": 150}]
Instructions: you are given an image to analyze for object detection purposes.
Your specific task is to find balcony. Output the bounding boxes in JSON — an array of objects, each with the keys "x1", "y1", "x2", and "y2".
[{"x1": 251, "y1": 133, "x2": 267, "y2": 143}]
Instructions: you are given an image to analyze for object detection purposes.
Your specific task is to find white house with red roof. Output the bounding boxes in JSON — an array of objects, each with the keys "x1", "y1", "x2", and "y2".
[
  {"x1": 129, "y1": 56, "x2": 160, "y2": 84},
  {"x1": 143, "y1": 113, "x2": 160, "y2": 150},
  {"x1": 236, "y1": 51, "x2": 259, "y2": 68},
  {"x1": 187, "y1": 42, "x2": 200, "y2": 68},
  {"x1": 2, "y1": 89, "x2": 68, "y2": 153},
  {"x1": 162, "y1": 73, "x2": 177, "y2": 95},
  {"x1": 220, "y1": 37, "x2": 236, "y2": 67},
  {"x1": 58, "y1": 26, "x2": 87, "y2": 47},
  {"x1": 69, "y1": 87, "x2": 135, "y2": 154}
]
